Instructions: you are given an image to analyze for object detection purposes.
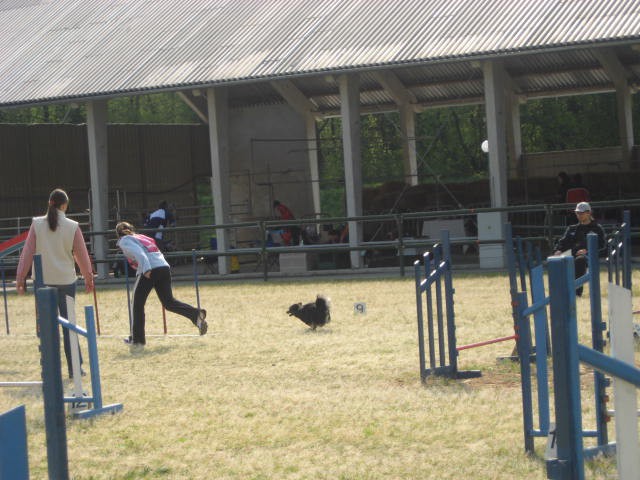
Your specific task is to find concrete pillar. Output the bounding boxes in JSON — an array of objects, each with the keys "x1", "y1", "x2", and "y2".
[
  {"x1": 616, "y1": 86, "x2": 634, "y2": 168},
  {"x1": 506, "y1": 93, "x2": 523, "y2": 179},
  {"x1": 482, "y1": 60, "x2": 510, "y2": 268},
  {"x1": 306, "y1": 115, "x2": 321, "y2": 216},
  {"x1": 86, "y1": 100, "x2": 109, "y2": 279},
  {"x1": 592, "y1": 48, "x2": 635, "y2": 168},
  {"x1": 400, "y1": 105, "x2": 418, "y2": 186},
  {"x1": 339, "y1": 74, "x2": 363, "y2": 268},
  {"x1": 483, "y1": 60, "x2": 509, "y2": 208},
  {"x1": 206, "y1": 87, "x2": 231, "y2": 275}
]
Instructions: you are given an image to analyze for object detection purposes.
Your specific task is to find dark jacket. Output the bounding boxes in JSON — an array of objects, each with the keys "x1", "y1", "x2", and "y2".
[{"x1": 555, "y1": 221, "x2": 606, "y2": 257}]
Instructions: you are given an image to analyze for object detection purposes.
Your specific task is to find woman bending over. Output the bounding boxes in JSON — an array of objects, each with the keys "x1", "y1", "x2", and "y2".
[{"x1": 115, "y1": 221, "x2": 207, "y2": 347}]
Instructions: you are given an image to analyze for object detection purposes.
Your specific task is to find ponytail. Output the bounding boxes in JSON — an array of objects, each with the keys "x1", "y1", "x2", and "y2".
[
  {"x1": 116, "y1": 221, "x2": 136, "y2": 238},
  {"x1": 46, "y1": 189, "x2": 69, "y2": 231}
]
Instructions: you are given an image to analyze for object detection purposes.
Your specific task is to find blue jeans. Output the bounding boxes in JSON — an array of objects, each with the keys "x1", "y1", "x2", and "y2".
[{"x1": 48, "y1": 282, "x2": 82, "y2": 377}]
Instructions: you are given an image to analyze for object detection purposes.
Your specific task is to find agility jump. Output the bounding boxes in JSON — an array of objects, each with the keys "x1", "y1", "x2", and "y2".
[
  {"x1": 1, "y1": 255, "x2": 123, "y2": 418},
  {"x1": 547, "y1": 254, "x2": 639, "y2": 480},
  {"x1": 414, "y1": 230, "x2": 518, "y2": 381},
  {"x1": 511, "y1": 211, "x2": 635, "y2": 473}
]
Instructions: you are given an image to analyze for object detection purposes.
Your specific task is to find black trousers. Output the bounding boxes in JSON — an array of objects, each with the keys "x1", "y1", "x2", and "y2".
[
  {"x1": 574, "y1": 254, "x2": 587, "y2": 296},
  {"x1": 131, "y1": 266, "x2": 199, "y2": 344}
]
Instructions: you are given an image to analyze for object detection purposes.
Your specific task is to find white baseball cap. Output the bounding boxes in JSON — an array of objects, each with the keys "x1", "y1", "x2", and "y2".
[{"x1": 574, "y1": 202, "x2": 591, "y2": 213}]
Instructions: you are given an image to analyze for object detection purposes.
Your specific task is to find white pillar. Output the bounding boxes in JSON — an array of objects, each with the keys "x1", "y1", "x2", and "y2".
[
  {"x1": 481, "y1": 60, "x2": 510, "y2": 268},
  {"x1": 206, "y1": 87, "x2": 231, "y2": 275},
  {"x1": 592, "y1": 48, "x2": 635, "y2": 168},
  {"x1": 306, "y1": 115, "x2": 321, "y2": 216},
  {"x1": 616, "y1": 86, "x2": 634, "y2": 168},
  {"x1": 400, "y1": 105, "x2": 418, "y2": 186},
  {"x1": 86, "y1": 100, "x2": 109, "y2": 279},
  {"x1": 506, "y1": 93, "x2": 523, "y2": 179},
  {"x1": 483, "y1": 60, "x2": 509, "y2": 208},
  {"x1": 339, "y1": 74, "x2": 363, "y2": 268}
]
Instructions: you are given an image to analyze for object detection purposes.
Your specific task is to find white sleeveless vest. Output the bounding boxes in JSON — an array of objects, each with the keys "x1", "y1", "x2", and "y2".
[{"x1": 32, "y1": 211, "x2": 79, "y2": 285}]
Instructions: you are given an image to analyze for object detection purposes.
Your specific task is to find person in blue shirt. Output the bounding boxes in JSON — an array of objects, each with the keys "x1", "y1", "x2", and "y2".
[{"x1": 116, "y1": 221, "x2": 207, "y2": 347}]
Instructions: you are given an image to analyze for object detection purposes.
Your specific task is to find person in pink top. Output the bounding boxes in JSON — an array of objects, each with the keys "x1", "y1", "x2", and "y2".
[{"x1": 16, "y1": 188, "x2": 95, "y2": 378}]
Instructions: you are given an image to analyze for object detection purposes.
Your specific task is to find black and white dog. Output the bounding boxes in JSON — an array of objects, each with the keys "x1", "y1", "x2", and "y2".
[{"x1": 287, "y1": 295, "x2": 331, "y2": 330}]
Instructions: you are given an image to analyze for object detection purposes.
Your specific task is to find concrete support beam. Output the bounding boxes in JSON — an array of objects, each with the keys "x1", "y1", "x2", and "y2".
[
  {"x1": 400, "y1": 104, "x2": 418, "y2": 186},
  {"x1": 270, "y1": 80, "x2": 318, "y2": 115},
  {"x1": 339, "y1": 74, "x2": 363, "y2": 268},
  {"x1": 372, "y1": 70, "x2": 417, "y2": 105},
  {"x1": 482, "y1": 60, "x2": 509, "y2": 208},
  {"x1": 373, "y1": 71, "x2": 418, "y2": 185},
  {"x1": 206, "y1": 87, "x2": 231, "y2": 275},
  {"x1": 86, "y1": 100, "x2": 109, "y2": 279},
  {"x1": 305, "y1": 116, "x2": 321, "y2": 216},
  {"x1": 482, "y1": 60, "x2": 509, "y2": 268},
  {"x1": 593, "y1": 48, "x2": 635, "y2": 167},
  {"x1": 177, "y1": 91, "x2": 208, "y2": 124},
  {"x1": 506, "y1": 92, "x2": 523, "y2": 178}
]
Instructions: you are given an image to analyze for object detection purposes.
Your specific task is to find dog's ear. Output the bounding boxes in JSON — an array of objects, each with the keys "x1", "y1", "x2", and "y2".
[{"x1": 287, "y1": 303, "x2": 302, "y2": 315}]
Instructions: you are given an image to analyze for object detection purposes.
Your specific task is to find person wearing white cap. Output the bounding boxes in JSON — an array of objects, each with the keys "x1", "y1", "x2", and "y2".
[{"x1": 553, "y1": 202, "x2": 606, "y2": 296}]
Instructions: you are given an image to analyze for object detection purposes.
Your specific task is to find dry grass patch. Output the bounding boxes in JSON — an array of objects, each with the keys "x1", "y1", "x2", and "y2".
[{"x1": 1, "y1": 271, "x2": 637, "y2": 479}]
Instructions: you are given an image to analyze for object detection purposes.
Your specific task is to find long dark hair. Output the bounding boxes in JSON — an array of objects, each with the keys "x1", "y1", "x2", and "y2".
[{"x1": 46, "y1": 189, "x2": 69, "y2": 231}]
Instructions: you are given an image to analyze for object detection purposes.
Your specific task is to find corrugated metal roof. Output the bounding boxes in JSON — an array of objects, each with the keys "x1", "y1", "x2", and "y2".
[{"x1": 0, "y1": 0, "x2": 639, "y2": 108}]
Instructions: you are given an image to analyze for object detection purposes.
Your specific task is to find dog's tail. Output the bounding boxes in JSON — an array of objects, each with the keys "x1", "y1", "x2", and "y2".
[{"x1": 315, "y1": 295, "x2": 330, "y2": 310}]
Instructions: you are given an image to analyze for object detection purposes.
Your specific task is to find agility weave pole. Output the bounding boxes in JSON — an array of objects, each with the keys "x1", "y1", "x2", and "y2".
[
  {"x1": 414, "y1": 230, "x2": 481, "y2": 380},
  {"x1": 547, "y1": 256, "x2": 640, "y2": 480}
]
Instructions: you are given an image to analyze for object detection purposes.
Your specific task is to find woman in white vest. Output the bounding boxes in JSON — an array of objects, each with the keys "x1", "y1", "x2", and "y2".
[
  {"x1": 115, "y1": 221, "x2": 207, "y2": 348},
  {"x1": 16, "y1": 188, "x2": 95, "y2": 378}
]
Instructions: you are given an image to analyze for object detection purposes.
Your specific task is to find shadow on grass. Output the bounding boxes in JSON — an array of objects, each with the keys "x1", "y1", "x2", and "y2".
[{"x1": 113, "y1": 344, "x2": 174, "y2": 359}]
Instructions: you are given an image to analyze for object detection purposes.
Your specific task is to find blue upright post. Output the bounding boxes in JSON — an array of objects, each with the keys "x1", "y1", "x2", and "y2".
[
  {"x1": 192, "y1": 249, "x2": 201, "y2": 311},
  {"x1": 547, "y1": 256, "x2": 584, "y2": 480},
  {"x1": 37, "y1": 286, "x2": 70, "y2": 480},
  {"x1": 433, "y1": 245, "x2": 445, "y2": 367},
  {"x1": 505, "y1": 222, "x2": 518, "y2": 295},
  {"x1": 0, "y1": 405, "x2": 29, "y2": 480},
  {"x1": 414, "y1": 259, "x2": 427, "y2": 380},
  {"x1": 515, "y1": 291, "x2": 534, "y2": 453},
  {"x1": 424, "y1": 253, "x2": 436, "y2": 372},
  {"x1": 586, "y1": 233, "x2": 607, "y2": 446},
  {"x1": 124, "y1": 259, "x2": 132, "y2": 338},
  {"x1": 530, "y1": 265, "x2": 550, "y2": 435},
  {"x1": 442, "y1": 231, "x2": 458, "y2": 375},
  {"x1": 84, "y1": 306, "x2": 103, "y2": 411},
  {"x1": 34, "y1": 255, "x2": 45, "y2": 334}
]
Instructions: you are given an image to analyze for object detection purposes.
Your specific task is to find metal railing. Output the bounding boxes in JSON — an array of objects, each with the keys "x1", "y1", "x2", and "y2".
[{"x1": 2, "y1": 199, "x2": 638, "y2": 282}]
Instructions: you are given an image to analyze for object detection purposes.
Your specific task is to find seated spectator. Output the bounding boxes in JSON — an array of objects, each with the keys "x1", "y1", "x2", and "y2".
[
  {"x1": 144, "y1": 200, "x2": 175, "y2": 251},
  {"x1": 273, "y1": 200, "x2": 300, "y2": 245},
  {"x1": 553, "y1": 202, "x2": 606, "y2": 297}
]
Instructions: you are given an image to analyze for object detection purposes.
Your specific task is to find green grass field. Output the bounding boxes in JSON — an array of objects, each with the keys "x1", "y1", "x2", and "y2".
[{"x1": 1, "y1": 271, "x2": 637, "y2": 479}]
